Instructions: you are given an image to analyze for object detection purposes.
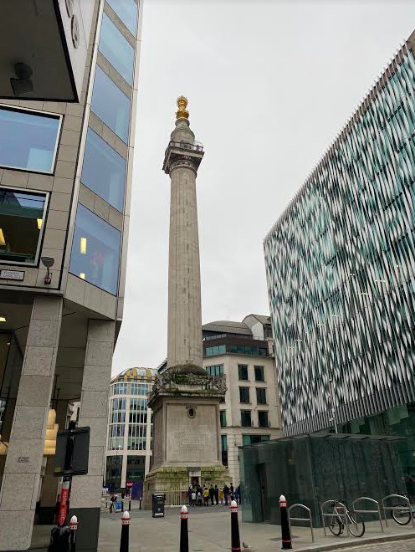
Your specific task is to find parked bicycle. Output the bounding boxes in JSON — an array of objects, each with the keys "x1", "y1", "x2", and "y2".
[
  {"x1": 328, "y1": 500, "x2": 365, "y2": 537},
  {"x1": 390, "y1": 500, "x2": 415, "y2": 526}
]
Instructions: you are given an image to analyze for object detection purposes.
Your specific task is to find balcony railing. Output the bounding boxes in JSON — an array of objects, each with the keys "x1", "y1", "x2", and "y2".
[{"x1": 168, "y1": 140, "x2": 204, "y2": 153}]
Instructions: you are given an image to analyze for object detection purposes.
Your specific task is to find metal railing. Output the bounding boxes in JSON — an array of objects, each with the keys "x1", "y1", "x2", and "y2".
[
  {"x1": 288, "y1": 503, "x2": 314, "y2": 542},
  {"x1": 382, "y1": 494, "x2": 415, "y2": 528},
  {"x1": 352, "y1": 497, "x2": 384, "y2": 532},
  {"x1": 168, "y1": 140, "x2": 204, "y2": 153},
  {"x1": 156, "y1": 489, "x2": 188, "y2": 507},
  {"x1": 320, "y1": 500, "x2": 349, "y2": 536}
]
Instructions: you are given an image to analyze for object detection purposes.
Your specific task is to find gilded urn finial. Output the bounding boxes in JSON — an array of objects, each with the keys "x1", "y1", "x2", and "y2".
[{"x1": 176, "y1": 96, "x2": 189, "y2": 120}]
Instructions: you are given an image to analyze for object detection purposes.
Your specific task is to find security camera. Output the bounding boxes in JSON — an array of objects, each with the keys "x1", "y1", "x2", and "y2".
[
  {"x1": 10, "y1": 62, "x2": 33, "y2": 97},
  {"x1": 41, "y1": 257, "x2": 54, "y2": 285}
]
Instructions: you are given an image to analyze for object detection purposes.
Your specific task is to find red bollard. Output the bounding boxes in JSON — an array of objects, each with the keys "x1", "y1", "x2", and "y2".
[
  {"x1": 120, "y1": 511, "x2": 130, "y2": 552},
  {"x1": 279, "y1": 495, "x2": 292, "y2": 550},
  {"x1": 180, "y1": 505, "x2": 189, "y2": 552},
  {"x1": 230, "y1": 500, "x2": 241, "y2": 552},
  {"x1": 69, "y1": 515, "x2": 78, "y2": 552}
]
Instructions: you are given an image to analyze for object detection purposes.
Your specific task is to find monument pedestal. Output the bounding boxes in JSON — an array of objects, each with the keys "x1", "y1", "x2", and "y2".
[{"x1": 144, "y1": 371, "x2": 230, "y2": 507}]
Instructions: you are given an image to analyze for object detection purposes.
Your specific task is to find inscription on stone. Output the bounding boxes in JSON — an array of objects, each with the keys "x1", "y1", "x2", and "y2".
[
  {"x1": 18, "y1": 456, "x2": 29, "y2": 463},
  {"x1": 0, "y1": 269, "x2": 25, "y2": 281}
]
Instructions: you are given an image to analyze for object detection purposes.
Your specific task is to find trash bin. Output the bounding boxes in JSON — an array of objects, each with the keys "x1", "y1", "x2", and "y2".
[{"x1": 152, "y1": 494, "x2": 165, "y2": 518}]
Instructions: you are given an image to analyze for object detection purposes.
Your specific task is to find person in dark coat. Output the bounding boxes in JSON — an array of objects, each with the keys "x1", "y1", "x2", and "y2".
[
  {"x1": 209, "y1": 485, "x2": 215, "y2": 505},
  {"x1": 223, "y1": 484, "x2": 230, "y2": 506},
  {"x1": 214, "y1": 484, "x2": 219, "y2": 505}
]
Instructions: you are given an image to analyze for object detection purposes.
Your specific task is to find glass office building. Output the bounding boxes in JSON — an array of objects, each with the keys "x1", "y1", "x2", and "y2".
[
  {"x1": 105, "y1": 368, "x2": 156, "y2": 495},
  {"x1": 0, "y1": 1, "x2": 142, "y2": 551},
  {"x1": 264, "y1": 30, "x2": 415, "y2": 482}
]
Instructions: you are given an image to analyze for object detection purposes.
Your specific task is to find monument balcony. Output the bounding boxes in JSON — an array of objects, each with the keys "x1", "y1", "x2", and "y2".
[{"x1": 168, "y1": 139, "x2": 204, "y2": 153}]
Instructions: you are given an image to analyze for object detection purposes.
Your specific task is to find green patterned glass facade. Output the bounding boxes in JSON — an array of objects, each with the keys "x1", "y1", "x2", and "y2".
[{"x1": 264, "y1": 39, "x2": 415, "y2": 440}]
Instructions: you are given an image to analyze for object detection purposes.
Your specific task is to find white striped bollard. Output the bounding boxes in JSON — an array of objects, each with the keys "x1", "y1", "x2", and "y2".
[
  {"x1": 120, "y1": 511, "x2": 130, "y2": 552},
  {"x1": 230, "y1": 500, "x2": 241, "y2": 552},
  {"x1": 279, "y1": 495, "x2": 292, "y2": 550},
  {"x1": 69, "y1": 515, "x2": 78, "y2": 552},
  {"x1": 180, "y1": 505, "x2": 189, "y2": 552}
]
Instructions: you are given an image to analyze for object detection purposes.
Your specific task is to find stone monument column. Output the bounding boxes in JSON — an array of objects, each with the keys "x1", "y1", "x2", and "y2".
[
  {"x1": 164, "y1": 96, "x2": 205, "y2": 374},
  {"x1": 144, "y1": 99, "x2": 229, "y2": 505}
]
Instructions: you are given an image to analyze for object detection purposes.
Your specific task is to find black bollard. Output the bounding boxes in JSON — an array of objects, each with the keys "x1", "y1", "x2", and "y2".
[
  {"x1": 279, "y1": 495, "x2": 292, "y2": 550},
  {"x1": 69, "y1": 515, "x2": 78, "y2": 552},
  {"x1": 180, "y1": 505, "x2": 189, "y2": 552},
  {"x1": 230, "y1": 500, "x2": 241, "y2": 552},
  {"x1": 120, "y1": 511, "x2": 130, "y2": 552}
]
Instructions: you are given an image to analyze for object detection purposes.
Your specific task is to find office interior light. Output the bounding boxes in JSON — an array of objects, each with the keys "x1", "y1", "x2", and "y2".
[
  {"x1": 80, "y1": 237, "x2": 87, "y2": 254},
  {"x1": 0, "y1": 229, "x2": 5, "y2": 246},
  {"x1": 37, "y1": 219, "x2": 43, "y2": 230},
  {"x1": 79, "y1": 273, "x2": 86, "y2": 279},
  {"x1": 0, "y1": 317, "x2": 6, "y2": 323},
  {"x1": 43, "y1": 408, "x2": 59, "y2": 456}
]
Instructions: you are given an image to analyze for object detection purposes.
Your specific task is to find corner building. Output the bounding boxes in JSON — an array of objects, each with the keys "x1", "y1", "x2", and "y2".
[
  {"x1": 0, "y1": 1, "x2": 142, "y2": 550},
  {"x1": 264, "y1": 30, "x2": 415, "y2": 479}
]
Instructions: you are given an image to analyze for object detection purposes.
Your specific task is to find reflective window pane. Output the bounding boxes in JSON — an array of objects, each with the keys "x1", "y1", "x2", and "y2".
[
  {"x1": 106, "y1": 0, "x2": 138, "y2": 36},
  {"x1": 91, "y1": 67, "x2": 131, "y2": 143},
  {"x1": 99, "y1": 14, "x2": 135, "y2": 85},
  {"x1": 0, "y1": 189, "x2": 46, "y2": 264},
  {"x1": 82, "y1": 129, "x2": 127, "y2": 212},
  {"x1": 0, "y1": 108, "x2": 60, "y2": 173},
  {"x1": 69, "y1": 205, "x2": 121, "y2": 295}
]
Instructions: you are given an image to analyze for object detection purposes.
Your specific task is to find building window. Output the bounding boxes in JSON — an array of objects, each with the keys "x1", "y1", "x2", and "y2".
[
  {"x1": 99, "y1": 14, "x2": 135, "y2": 85},
  {"x1": 205, "y1": 364, "x2": 224, "y2": 377},
  {"x1": 205, "y1": 344, "x2": 226, "y2": 356},
  {"x1": 258, "y1": 411, "x2": 269, "y2": 428},
  {"x1": 230, "y1": 344, "x2": 267, "y2": 356},
  {"x1": 238, "y1": 364, "x2": 248, "y2": 381},
  {"x1": 256, "y1": 388, "x2": 267, "y2": 405},
  {"x1": 108, "y1": 395, "x2": 126, "y2": 450},
  {"x1": 242, "y1": 434, "x2": 270, "y2": 445},
  {"x1": 113, "y1": 383, "x2": 128, "y2": 395},
  {"x1": 106, "y1": 0, "x2": 139, "y2": 37},
  {"x1": 91, "y1": 67, "x2": 131, "y2": 143},
  {"x1": 128, "y1": 398, "x2": 148, "y2": 450},
  {"x1": 0, "y1": 189, "x2": 47, "y2": 265},
  {"x1": 221, "y1": 434, "x2": 228, "y2": 466},
  {"x1": 254, "y1": 366, "x2": 265, "y2": 382},
  {"x1": 69, "y1": 205, "x2": 121, "y2": 295},
  {"x1": 239, "y1": 387, "x2": 250, "y2": 404},
  {"x1": 220, "y1": 410, "x2": 227, "y2": 428},
  {"x1": 241, "y1": 410, "x2": 252, "y2": 427},
  {"x1": 81, "y1": 129, "x2": 127, "y2": 212},
  {"x1": 131, "y1": 383, "x2": 149, "y2": 396},
  {"x1": 0, "y1": 107, "x2": 61, "y2": 173}
]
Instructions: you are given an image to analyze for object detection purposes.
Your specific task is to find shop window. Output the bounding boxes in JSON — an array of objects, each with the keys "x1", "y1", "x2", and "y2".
[
  {"x1": 0, "y1": 189, "x2": 47, "y2": 265},
  {"x1": 0, "y1": 107, "x2": 61, "y2": 173},
  {"x1": 69, "y1": 204, "x2": 121, "y2": 295}
]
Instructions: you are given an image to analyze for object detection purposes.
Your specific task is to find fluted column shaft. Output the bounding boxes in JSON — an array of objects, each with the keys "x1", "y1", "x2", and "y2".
[{"x1": 167, "y1": 161, "x2": 203, "y2": 369}]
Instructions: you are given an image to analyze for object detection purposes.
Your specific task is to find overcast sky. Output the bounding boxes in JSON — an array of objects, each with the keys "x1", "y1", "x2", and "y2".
[{"x1": 112, "y1": 0, "x2": 415, "y2": 374}]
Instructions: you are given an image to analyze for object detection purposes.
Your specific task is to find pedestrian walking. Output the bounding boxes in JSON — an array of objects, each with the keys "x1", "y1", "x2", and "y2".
[
  {"x1": 109, "y1": 494, "x2": 117, "y2": 513},
  {"x1": 187, "y1": 486, "x2": 192, "y2": 506},
  {"x1": 191, "y1": 490, "x2": 196, "y2": 506},
  {"x1": 203, "y1": 486, "x2": 209, "y2": 506},
  {"x1": 224, "y1": 484, "x2": 230, "y2": 506},
  {"x1": 197, "y1": 488, "x2": 203, "y2": 506},
  {"x1": 209, "y1": 485, "x2": 215, "y2": 506},
  {"x1": 214, "y1": 485, "x2": 219, "y2": 505},
  {"x1": 219, "y1": 487, "x2": 224, "y2": 505}
]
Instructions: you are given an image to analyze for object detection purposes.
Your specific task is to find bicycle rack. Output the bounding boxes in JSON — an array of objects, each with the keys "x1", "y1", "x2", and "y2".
[
  {"x1": 320, "y1": 500, "x2": 349, "y2": 537},
  {"x1": 382, "y1": 494, "x2": 415, "y2": 529},
  {"x1": 288, "y1": 503, "x2": 314, "y2": 543},
  {"x1": 352, "y1": 497, "x2": 384, "y2": 532}
]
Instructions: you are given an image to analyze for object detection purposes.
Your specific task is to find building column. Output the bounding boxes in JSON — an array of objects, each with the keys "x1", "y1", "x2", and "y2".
[
  {"x1": 0, "y1": 296, "x2": 63, "y2": 551},
  {"x1": 121, "y1": 453, "x2": 127, "y2": 489},
  {"x1": 69, "y1": 320, "x2": 115, "y2": 552}
]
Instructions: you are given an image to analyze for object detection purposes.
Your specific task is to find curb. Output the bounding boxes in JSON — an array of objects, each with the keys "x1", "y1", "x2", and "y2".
[{"x1": 294, "y1": 531, "x2": 415, "y2": 551}]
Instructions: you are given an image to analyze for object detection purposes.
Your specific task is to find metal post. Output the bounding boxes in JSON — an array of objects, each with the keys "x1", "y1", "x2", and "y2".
[
  {"x1": 230, "y1": 500, "x2": 241, "y2": 552},
  {"x1": 180, "y1": 505, "x2": 189, "y2": 552},
  {"x1": 58, "y1": 476, "x2": 71, "y2": 527},
  {"x1": 69, "y1": 516, "x2": 78, "y2": 552},
  {"x1": 280, "y1": 495, "x2": 292, "y2": 550},
  {"x1": 120, "y1": 511, "x2": 130, "y2": 552}
]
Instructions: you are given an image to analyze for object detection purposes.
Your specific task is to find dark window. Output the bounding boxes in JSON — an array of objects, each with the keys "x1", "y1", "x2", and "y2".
[
  {"x1": 0, "y1": 107, "x2": 61, "y2": 173},
  {"x1": 221, "y1": 434, "x2": 228, "y2": 466},
  {"x1": 206, "y1": 364, "x2": 224, "y2": 376},
  {"x1": 238, "y1": 364, "x2": 248, "y2": 380},
  {"x1": 242, "y1": 434, "x2": 270, "y2": 445},
  {"x1": 205, "y1": 345, "x2": 226, "y2": 356},
  {"x1": 0, "y1": 189, "x2": 47, "y2": 265},
  {"x1": 220, "y1": 410, "x2": 227, "y2": 428},
  {"x1": 256, "y1": 388, "x2": 267, "y2": 405},
  {"x1": 258, "y1": 411, "x2": 269, "y2": 428},
  {"x1": 255, "y1": 366, "x2": 265, "y2": 381},
  {"x1": 239, "y1": 387, "x2": 250, "y2": 403},
  {"x1": 241, "y1": 410, "x2": 252, "y2": 427},
  {"x1": 81, "y1": 129, "x2": 127, "y2": 212}
]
